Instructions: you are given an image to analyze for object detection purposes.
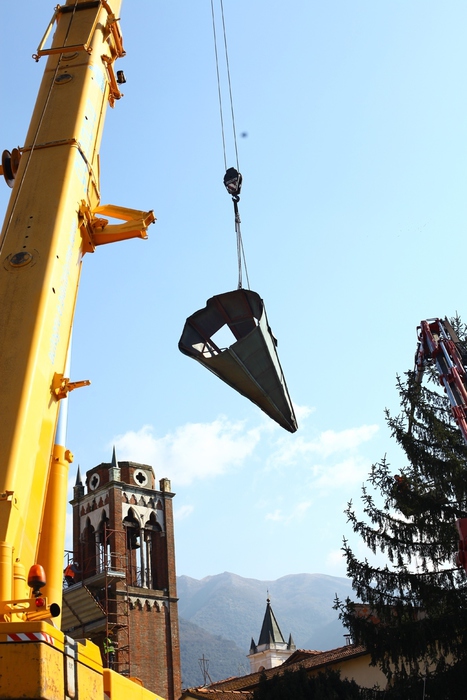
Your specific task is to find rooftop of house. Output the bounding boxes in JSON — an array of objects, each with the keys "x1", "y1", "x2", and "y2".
[
  {"x1": 181, "y1": 690, "x2": 252, "y2": 700},
  {"x1": 203, "y1": 643, "x2": 368, "y2": 693}
]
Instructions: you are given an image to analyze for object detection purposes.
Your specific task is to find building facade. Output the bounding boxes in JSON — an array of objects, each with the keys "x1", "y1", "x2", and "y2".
[{"x1": 62, "y1": 450, "x2": 181, "y2": 700}]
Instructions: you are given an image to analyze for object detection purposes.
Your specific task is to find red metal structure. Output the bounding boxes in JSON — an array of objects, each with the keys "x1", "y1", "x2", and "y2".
[
  {"x1": 415, "y1": 318, "x2": 467, "y2": 443},
  {"x1": 415, "y1": 317, "x2": 467, "y2": 572}
]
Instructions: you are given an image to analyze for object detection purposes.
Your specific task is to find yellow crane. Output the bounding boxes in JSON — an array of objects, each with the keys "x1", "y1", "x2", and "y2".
[{"x1": 0, "y1": 2, "x2": 160, "y2": 698}]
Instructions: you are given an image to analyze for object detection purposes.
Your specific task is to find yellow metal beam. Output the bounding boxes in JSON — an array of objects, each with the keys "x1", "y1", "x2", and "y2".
[
  {"x1": 0, "y1": 0, "x2": 128, "y2": 607},
  {"x1": 0, "y1": 3, "x2": 165, "y2": 698}
]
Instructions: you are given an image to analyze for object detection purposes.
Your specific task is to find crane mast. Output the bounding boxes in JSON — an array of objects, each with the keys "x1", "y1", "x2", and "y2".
[{"x1": 0, "y1": 2, "x2": 157, "y2": 698}]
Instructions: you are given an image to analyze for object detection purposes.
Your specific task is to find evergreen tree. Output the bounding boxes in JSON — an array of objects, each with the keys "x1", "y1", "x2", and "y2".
[{"x1": 336, "y1": 318, "x2": 467, "y2": 697}]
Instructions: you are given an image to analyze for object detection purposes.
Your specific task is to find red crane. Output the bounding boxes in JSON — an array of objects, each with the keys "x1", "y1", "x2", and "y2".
[
  {"x1": 415, "y1": 317, "x2": 467, "y2": 572},
  {"x1": 415, "y1": 318, "x2": 467, "y2": 443}
]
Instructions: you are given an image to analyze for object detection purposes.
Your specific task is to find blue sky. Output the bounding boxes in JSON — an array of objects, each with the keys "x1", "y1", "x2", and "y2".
[{"x1": 2, "y1": 1, "x2": 467, "y2": 582}]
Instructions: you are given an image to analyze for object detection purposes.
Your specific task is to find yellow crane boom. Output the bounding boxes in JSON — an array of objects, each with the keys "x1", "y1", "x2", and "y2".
[{"x1": 0, "y1": 2, "x2": 158, "y2": 698}]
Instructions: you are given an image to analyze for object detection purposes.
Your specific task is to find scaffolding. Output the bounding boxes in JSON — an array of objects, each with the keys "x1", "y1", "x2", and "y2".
[{"x1": 62, "y1": 525, "x2": 131, "y2": 676}]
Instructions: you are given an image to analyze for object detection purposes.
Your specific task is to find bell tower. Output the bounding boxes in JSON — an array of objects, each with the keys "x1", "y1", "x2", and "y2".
[
  {"x1": 63, "y1": 449, "x2": 181, "y2": 700},
  {"x1": 247, "y1": 597, "x2": 295, "y2": 673}
]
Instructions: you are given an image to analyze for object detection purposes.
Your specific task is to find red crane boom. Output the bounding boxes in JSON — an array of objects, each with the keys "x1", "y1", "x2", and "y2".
[
  {"x1": 415, "y1": 317, "x2": 467, "y2": 572},
  {"x1": 415, "y1": 318, "x2": 467, "y2": 444}
]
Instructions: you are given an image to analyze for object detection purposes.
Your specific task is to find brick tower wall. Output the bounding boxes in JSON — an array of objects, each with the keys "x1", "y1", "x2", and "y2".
[
  {"x1": 124, "y1": 486, "x2": 181, "y2": 698},
  {"x1": 68, "y1": 461, "x2": 181, "y2": 700},
  {"x1": 127, "y1": 598, "x2": 180, "y2": 700}
]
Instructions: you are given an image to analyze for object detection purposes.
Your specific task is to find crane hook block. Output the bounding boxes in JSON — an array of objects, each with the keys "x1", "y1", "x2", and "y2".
[
  {"x1": 179, "y1": 289, "x2": 298, "y2": 433},
  {"x1": 224, "y1": 167, "x2": 242, "y2": 198}
]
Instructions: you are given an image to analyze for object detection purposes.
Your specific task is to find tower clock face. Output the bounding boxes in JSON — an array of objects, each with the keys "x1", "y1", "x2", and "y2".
[{"x1": 133, "y1": 469, "x2": 148, "y2": 487}]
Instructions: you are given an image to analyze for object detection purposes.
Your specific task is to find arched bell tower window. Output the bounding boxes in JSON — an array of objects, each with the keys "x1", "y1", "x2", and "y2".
[
  {"x1": 82, "y1": 518, "x2": 96, "y2": 578},
  {"x1": 96, "y1": 511, "x2": 110, "y2": 573},
  {"x1": 145, "y1": 512, "x2": 165, "y2": 590},
  {"x1": 123, "y1": 508, "x2": 142, "y2": 587},
  {"x1": 144, "y1": 512, "x2": 162, "y2": 590}
]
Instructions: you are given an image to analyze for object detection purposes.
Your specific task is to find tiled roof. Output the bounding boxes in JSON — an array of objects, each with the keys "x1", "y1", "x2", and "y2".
[
  {"x1": 181, "y1": 689, "x2": 253, "y2": 700},
  {"x1": 207, "y1": 644, "x2": 368, "y2": 692},
  {"x1": 298, "y1": 644, "x2": 367, "y2": 669},
  {"x1": 283, "y1": 649, "x2": 323, "y2": 665}
]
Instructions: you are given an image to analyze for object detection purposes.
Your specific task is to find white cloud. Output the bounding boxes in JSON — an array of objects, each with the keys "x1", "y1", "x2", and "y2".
[
  {"x1": 265, "y1": 509, "x2": 284, "y2": 522},
  {"x1": 315, "y1": 426, "x2": 379, "y2": 457},
  {"x1": 110, "y1": 415, "x2": 378, "y2": 497},
  {"x1": 265, "y1": 500, "x2": 312, "y2": 525},
  {"x1": 271, "y1": 424, "x2": 380, "y2": 466},
  {"x1": 112, "y1": 418, "x2": 260, "y2": 485},
  {"x1": 314, "y1": 456, "x2": 373, "y2": 489},
  {"x1": 293, "y1": 403, "x2": 315, "y2": 422},
  {"x1": 325, "y1": 548, "x2": 346, "y2": 573},
  {"x1": 175, "y1": 504, "x2": 194, "y2": 521}
]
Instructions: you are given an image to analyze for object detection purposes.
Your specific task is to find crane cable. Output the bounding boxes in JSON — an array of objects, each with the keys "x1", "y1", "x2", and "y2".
[{"x1": 210, "y1": 0, "x2": 250, "y2": 291}]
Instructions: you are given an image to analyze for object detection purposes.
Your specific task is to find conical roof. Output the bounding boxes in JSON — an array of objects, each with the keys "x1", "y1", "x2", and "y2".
[
  {"x1": 74, "y1": 465, "x2": 83, "y2": 487},
  {"x1": 111, "y1": 445, "x2": 119, "y2": 470},
  {"x1": 257, "y1": 598, "x2": 286, "y2": 646},
  {"x1": 73, "y1": 465, "x2": 85, "y2": 499}
]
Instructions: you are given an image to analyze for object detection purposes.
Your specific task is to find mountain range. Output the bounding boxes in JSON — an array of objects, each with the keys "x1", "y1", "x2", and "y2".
[{"x1": 176, "y1": 571, "x2": 354, "y2": 688}]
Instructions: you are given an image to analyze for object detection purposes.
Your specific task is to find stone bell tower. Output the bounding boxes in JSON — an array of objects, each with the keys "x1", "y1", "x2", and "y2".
[{"x1": 62, "y1": 448, "x2": 181, "y2": 700}]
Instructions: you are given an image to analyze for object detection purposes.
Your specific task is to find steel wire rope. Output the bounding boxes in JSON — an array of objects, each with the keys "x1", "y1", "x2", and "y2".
[
  {"x1": 219, "y1": 0, "x2": 240, "y2": 172},
  {"x1": 210, "y1": 0, "x2": 250, "y2": 290}
]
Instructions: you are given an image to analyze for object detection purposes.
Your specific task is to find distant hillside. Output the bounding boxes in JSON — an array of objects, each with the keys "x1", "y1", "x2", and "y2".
[
  {"x1": 179, "y1": 617, "x2": 247, "y2": 688},
  {"x1": 177, "y1": 571, "x2": 354, "y2": 687}
]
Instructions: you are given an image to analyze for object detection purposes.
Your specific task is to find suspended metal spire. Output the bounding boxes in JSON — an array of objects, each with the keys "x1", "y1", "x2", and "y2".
[{"x1": 179, "y1": 289, "x2": 298, "y2": 433}]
